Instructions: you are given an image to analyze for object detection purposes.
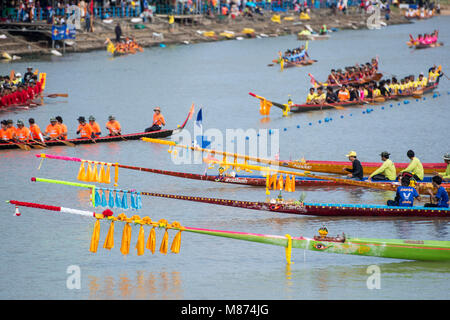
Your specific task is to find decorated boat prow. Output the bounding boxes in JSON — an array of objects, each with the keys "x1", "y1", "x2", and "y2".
[{"x1": 7, "y1": 200, "x2": 450, "y2": 262}]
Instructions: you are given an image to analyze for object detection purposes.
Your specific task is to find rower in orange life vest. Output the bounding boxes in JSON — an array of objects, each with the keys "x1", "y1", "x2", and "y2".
[
  {"x1": 13, "y1": 119, "x2": 31, "y2": 142},
  {"x1": 88, "y1": 116, "x2": 102, "y2": 137},
  {"x1": 43, "y1": 117, "x2": 63, "y2": 140},
  {"x1": 5, "y1": 119, "x2": 17, "y2": 140},
  {"x1": 106, "y1": 115, "x2": 121, "y2": 136},
  {"x1": 55, "y1": 116, "x2": 68, "y2": 140},
  {"x1": 0, "y1": 120, "x2": 11, "y2": 141},
  {"x1": 28, "y1": 118, "x2": 44, "y2": 143},
  {"x1": 145, "y1": 107, "x2": 165, "y2": 132},
  {"x1": 76, "y1": 116, "x2": 94, "y2": 139}
]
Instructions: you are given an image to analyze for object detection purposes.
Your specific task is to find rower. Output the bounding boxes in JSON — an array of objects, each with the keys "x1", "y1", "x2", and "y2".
[
  {"x1": 13, "y1": 120, "x2": 31, "y2": 142},
  {"x1": 44, "y1": 118, "x2": 62, "y2": 141},
  {"x1": 23, "y1": 67, "x2": 34, "y2": 84},
  {"x1": 29, "y1": 118, "x2": 44, "y2": 143},
  {"x1": 325, "y1": 87, "x2": 338, "y2": 103},
  {"x1": 424, "y1": 176, "x2": 449, "y2": 208},
  {"x1": 306, "y1": 88, "x2": 317, "y2": 104},
  {"x1": 337, "y1": 85, "x2": 350, "y2": 102},
  {"x1": 327, "y1": 69, "x2": 338, "y2": 85},
  {"x1": 343, "y1": 151, "x2": 363, "y2": 180},
  {"x1": 399, "y1": 149, "x2": 424, "y2": 181},
  {"x1": 76, "y1": 116, "x2": 94, "y2": 139},
  {"x1": 368, "y1": 152, "x2": 396, "y2": 182},
  {"x1": 386, "y1": 174, "x2": 420, "y2": 207},
  {"x1": 0, "y1": 120, "x2": 10, "y2": 141},
  {"x1": 319, "y1": 24, "x2": 327, "y2": 35},
  {"x1": 434, "y1": 153, "x2": 450, "y2": 181},
  {"x1": 89, "y1": 116, "x2": 101, "y2": 137},
  {"x1": 106, "y1": 115, "x2": 121, "y2": 136},
  {"x1": 145, "y1": 107, "x2": 166, "y2": 132},
  {"x1": 311, "y1": 87, "x2": 326, "y2": 104},
  {"x1": 6, "y1": 119, "x2": 16, "y2": 140},
  {"x1": 415, "y1": 73, "x2": 427, "y2": 89},
  {"x1": 55, "y1": 116, "x2": 68, "y2": 140}
]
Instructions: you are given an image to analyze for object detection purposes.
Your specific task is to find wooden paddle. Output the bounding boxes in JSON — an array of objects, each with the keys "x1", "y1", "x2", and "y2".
[
  {"x1": 10, "y1": 141, "x2": 31, "y2": 151},
  {"x1": 45, "y1": 93, "x2": 68, "y2": 98},
  {"x1": 30, "y1": 139, "x2": 47, "y2": 149},
  {"x1": 54, "y1": 137, "x2": 75, "y2": 147}
]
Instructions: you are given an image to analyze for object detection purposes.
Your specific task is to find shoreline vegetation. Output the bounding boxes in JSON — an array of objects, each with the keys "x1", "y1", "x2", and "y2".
[{"x1": 0, "y1": 6, "x2": 445, "y2": 59}]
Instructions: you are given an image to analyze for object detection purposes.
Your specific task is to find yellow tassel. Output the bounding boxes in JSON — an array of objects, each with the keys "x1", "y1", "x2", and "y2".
[
  {"x1": 136, "y1": 225, "x2": 145, "y2": 256},
  {"x1": 114, "y1": 163, "x2": 119, "y2": 187},
  {"x1": 92, "y1": 163, "x2": 99, "y2": 182},
  {"x1": 269, "y1": 174, "x2": 277, "y2": 190},
  {"x1": 159, "y1": 229, "x2": 169, "y2": 255},
  {"x1": 146, "y1": 227, "x2": 156, "y2": 254},
  {"x1": 277, "y1": 174, "x2": 284, "y2": 190},
  {"x1": 86, "y1": 162, "x2": 93, "y2": 182},
  {"x1": 104, "y1": 164, "x2": 111, "y2": 184},
  {"x1": 120, "y1": 223, "x2": 132, "y2": 255},
  {"x1": 291, "y1": 175, "x2": 296, "y2": 192},
  {"x1": 77, "y1": 161, "x2": 86, "y2": 181},
  {"x1": 285, "y1": 234, "x2": 293, "y2": 265},
  {"x1": 170, "y1": 230, "x2": 182, "y2": 254},
  {"x1": 99, "y1": 164, "x2": 105, "y2": 183},
  {"x1": 285, "y1": 175, "x2": 291, "y2": 192},
  {"x1": 89, "y1": 219, "x2": 101, "y2": 253},
  {"x1": 103, "y1": 220, "x2": 115, "y2": 250}
]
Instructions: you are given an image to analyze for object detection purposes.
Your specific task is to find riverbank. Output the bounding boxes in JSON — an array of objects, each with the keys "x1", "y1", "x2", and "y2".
[{"x1": 0, "y1": 8, "x2": 421, "y2": 59}]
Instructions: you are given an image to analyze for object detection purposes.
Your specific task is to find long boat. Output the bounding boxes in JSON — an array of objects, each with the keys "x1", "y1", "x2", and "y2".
[
  {"x1": 29, "y1": 177, "x2": 450, "y2": 218},
  {"x1": 414, "y1": 42, "x2": 444, "y2": 49},
  {"x1": 249, "y1": 82, "x2": 438, "y2": 114},
  {"x1": 0, "y1": 105, "x2": 194, "y2": 150},
  {"x1": 8, "y1": 199, "x2": 450, "y2": 261},
  {"x1": 271, "y1": 59, "x2": 317, "y2": 68}
]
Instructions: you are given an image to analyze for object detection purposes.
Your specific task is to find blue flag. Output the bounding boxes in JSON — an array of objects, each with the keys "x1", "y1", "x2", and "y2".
[{"x1": 194, "y1": 108, "x2": 211, "y2": 148}]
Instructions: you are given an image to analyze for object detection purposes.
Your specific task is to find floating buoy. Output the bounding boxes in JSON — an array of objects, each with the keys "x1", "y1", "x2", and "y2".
[
  {"x1": 159, "y1": 43, "x2": 166, "y2": 47},
  {"x1": 14, "y1": 206, "x2": 21, "y2": 216},
  {"x1": 308, "y1": 122, "x2": 312, "y2": 126},
  {"x1": 340, "y1": 115, "x2": 344, "y2": 118},
  {"x1": 297, "y1": 125, "x2": 300, "y2": 128}
]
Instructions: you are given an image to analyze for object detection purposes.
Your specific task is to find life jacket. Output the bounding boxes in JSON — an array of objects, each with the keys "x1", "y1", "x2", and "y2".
[{"x1": 15, "y1": 126, "x2": 31, "y2": 141}]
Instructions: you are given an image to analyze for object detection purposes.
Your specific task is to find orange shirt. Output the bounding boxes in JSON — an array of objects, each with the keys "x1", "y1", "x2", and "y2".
[
  {"x1": 6, "y1": 127, "x2": 16, "y2": 140},
  {"x1": 45, "y1": 124, "x2": 62, "y2": 138},
  {"x1": 58, "y1": 123, "x2": 68, "y2": 137},
  {"x1": 106, "y1": 121, "x2": 121, "y2": 134},
  {"x1": 90, "y1": 122, "x2": 101, "y2": 136},
  {"x1": 77, "y1": 123, "x2": 93, "y2": 139},
  {"x1": 153, "y1": 114, "x2": 165, "y2": 126},
  {"x1": 30, "y1": 124, "x2": 43, "y2": 141},
  {"x1": 338, "y1": 90, "x2": 350, "y2": 101},
  {"x1": 15, "y1": 126, "x2": 31, "y2": 141},
  {"x1": 0, "y1": 128, "x2": 9, "y2": 140}
]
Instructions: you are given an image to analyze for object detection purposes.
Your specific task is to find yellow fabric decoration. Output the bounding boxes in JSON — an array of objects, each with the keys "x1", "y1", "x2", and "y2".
[
  {"x1": 136, "y1": 225, "x2": 145, "y2": 256},
  {"x1": 77, "y1": 161, "x2": 86, "y2": 181},
  {"x1": 271, "y1": 14, "x2": 281, "y2": 23},
  {"x1": 159, "y1": 229, "x2": 169, "y2": 255},
  {"x1": 291, "y1": 175, "x2": 296, "y2": 192},
  {"x1": 92, "y1": 163, "x2": 99, "y2": 182},
  {"x1": 285, "y1": 234, "x2": 293, "y2": 264},
  {"x1": 285, "y1": 175, "x2": 291, "y2": 192},
  {"x1": 120, "y1": 223, "x2": 132, "y2": 255},
  {"x1": 114, "y1": 163, "x2": 119, "y2": 187},
  {"x1": 104, "y1": 164, "x2": 111, "y2": 184},
  {"x1": 86, "y1": 162, "x2": 93, "y2": 182},
  {"x1": 146, "y1": 227, "x2": 156, "y2": 254},
  {"x1": 89, "y1": 219, "x2": 101, "y2": 253},
  {"x1": 277, "y1": 174, "x2": 284, "y2": 190},
  {"x1": 170, "y1": 230, "x2": 182, "y2": 254},
  {"x1": 99, "y1": 164, "x2": 105, "y2": 183},
  {"x1": 103, "y1": 220, "x2": 115, "y2": 250}
]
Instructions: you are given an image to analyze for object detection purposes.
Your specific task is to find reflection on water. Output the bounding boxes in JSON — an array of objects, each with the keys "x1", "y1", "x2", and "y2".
[{"x1": 87, "y1": 270, "x2": 183, "y2": 299}]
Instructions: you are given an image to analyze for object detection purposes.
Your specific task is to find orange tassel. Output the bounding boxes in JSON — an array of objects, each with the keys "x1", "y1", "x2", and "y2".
[
  {"x1": 98, "y1": 164, "x2": 105, "y2": 183},
  {"x1": 291, "y1": 175, "x2": 296, "y2": 192},
  {"x1": 77, "y1": 161, "x2": 86, "y2": 181},
  {"x1": 120, "y1": 223, "x2": 132, "y2": 255},
  {"x1": 170, "y1": 230, "x2": 182, "y2": 254},
  {"x1": 103, "y1": 220, "x2": 115, "y2": 250},
  {"x1": 146, "y1": 227, "x2": 156, "y2": 254},
  {"x1": 285, "y1": 175, "x2": 291, "y2": 192},
  {"x1": 277, "y1": 174, "x2": 284, "y2": 190},
  {"x1": 89, "y1": 219, "x2": 101, "y2": 253},
  {"x1": 104, "y1": 164, "x2": 111, "y2": 184},
  {"x1": 114, "y1": 163, "x2": 119, "y2": 187},
  {"x1": 159, "y1": 229, "x2": 169, "y2": 255},
  {"x1": 135, "y1": 225, "x2": 145, "y2": 256}
]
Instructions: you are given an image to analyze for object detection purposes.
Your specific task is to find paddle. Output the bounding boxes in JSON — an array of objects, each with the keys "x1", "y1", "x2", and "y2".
[
  {"x1": 30, "y1": 139, "x2": 47, "y2": 149},
  {"x1": 10, "y1": 141, "x2": 31, "y2": 151},
  {"x1": 45, "y1": 93, "x2": 68, "y2": 98},
  {"x1": 54, "y1": 137, "x2": 75, "y2": 147}
]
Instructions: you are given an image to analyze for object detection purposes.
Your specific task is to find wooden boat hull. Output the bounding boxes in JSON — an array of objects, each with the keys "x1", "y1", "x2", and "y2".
[
  {"x1": 415, "y1": 42, "x2": 443, "y2": 49},
  {"x1": 297, "y1": 34, "x2": 330, "y2": 41},
  {"x1": 143, "y1": 192, "x2": 450, "y2": 218},
  {"x1": 250, "y1": 82, "x2": 437, "y2": 113},
  {"x1": 0, "y1": 106, "x2": 193, "y2": 150},
  {"x1": 184, "y1": 227, "x2": 450, "y2": 261},
  {"x1": 280, "y1": 159, "x2": 446, "y2": 176},
  {"x1": 272, "y1": 59, "x2": 316, "y2": 68}
]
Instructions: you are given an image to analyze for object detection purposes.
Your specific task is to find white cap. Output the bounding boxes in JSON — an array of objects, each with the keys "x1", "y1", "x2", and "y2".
[{"x1": 15, "y1": 72, "x2": 21, "y2": 77}]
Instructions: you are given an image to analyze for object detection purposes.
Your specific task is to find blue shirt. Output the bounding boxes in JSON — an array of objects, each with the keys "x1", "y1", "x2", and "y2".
[
  {"x1": 435, "y1": 186, "x2": 449, "y2": 208},
  {"x1": 396, "y1": 186, "x2": 419, "y2": 207}
]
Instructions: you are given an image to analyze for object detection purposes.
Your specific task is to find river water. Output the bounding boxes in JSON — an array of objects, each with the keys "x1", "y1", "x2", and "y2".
[{"x1": 0, "y1": 15, "x2": 449, "y2": 300}]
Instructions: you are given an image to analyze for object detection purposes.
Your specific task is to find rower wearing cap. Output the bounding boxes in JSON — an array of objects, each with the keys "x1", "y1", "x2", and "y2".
[
  {"x1": 89, "y1": 116, "x2": 101, "y2": 137},
  {"x1": 44, "y1": 118, "x2": 62, "y2": 140},
  {"x1": 55, "y1": 116, "x2": 68, "y2": 140},
  {"x1": 368, "y1": 152, "x2": 396, "y2": 181},
  {"x1": 13, "y1": 120, "x2": 31, "y2": 142},
  {"x1": 6, "y1": 119, "x2": 17, "y2": 140},
  {"x1": 434, "y1": 153, "x2": 450, "y2": 181},
  {"x1": 399, "y1": 150, "x2": 424, "y2": 181},
  {"x1": 343, "y1": 151, "x2": 364, "y2": 180},
  {"x1": 106, "y1": 115, "x2": 121, "y2": 136},
  {"x1": 77, "y1": 116, "x2": 94, "y2": 139},
  {"x1": 145, "y1": 107, "x2": 166, "y2": 132},
  {"x1": 0, "y1": 120, "x2": 10, "y2": 141},
  {"x1": 29, "y1": 118, "x2": 44, "y2": 142}
]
